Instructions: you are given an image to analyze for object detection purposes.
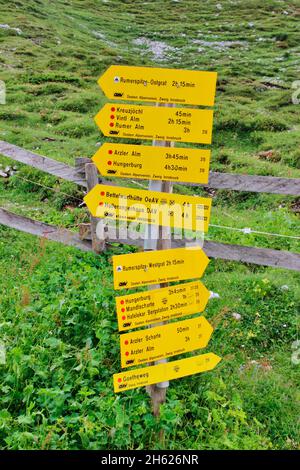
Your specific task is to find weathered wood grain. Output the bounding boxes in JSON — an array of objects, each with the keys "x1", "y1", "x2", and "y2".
[
  {"x1": 85, "y1": 162, "x2": 105, "y2": 253},
  {"x1": 1, "y1": 141, "x2": 299, "y2": 195},
  {"x1": 181, "y1": 172, "x2": 300, "y2": 196},
  {"x1": 0, "y1": 140, "x2": 87, "y2": 187},
  {"x1": 56, "y1": 220, "x2": 300, "y2": 271},
  {"x1": 202, "y1": 239, "x2": 300, "y2": 271},
  {"x1": 0, "y1": 207, "x2": 93, "y2": 252}
]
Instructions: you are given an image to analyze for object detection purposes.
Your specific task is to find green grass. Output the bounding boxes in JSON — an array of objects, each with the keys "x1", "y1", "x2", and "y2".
[
  {"x1": 0, "y1": 0, "x2": 299, "y2": 450},
  {"x1": 0, "y1": 228, "x2": 299, "y2": 450}
]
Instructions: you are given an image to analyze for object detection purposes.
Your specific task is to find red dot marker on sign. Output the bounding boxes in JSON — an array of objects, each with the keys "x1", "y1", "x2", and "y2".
[
  {"x1": 120, "y1": 300, "x2": 124, "y2": 305},
  {"x1": 99, "y1": 202, "x2": 103, "y2": 206},
  {"x1": 122, "y1": 315, "x2": 126, "y2": 321},
  {"x1": 118, "y1": 378, "x2": 122, "y2": 383},
  {"x1": 125, "y1": 340, "x2": 128, "y2": 345},
  {"x1": 109, "y1": 122, "x2": 114, "y2": 127},
  {"x1": 101, "y1": 192, "x2": 105, "y2": 196},
  {"x1": 108, "y1": 150, "x2": 113, "y2": 155},
  {"x1": 111, "y1": 107, "x2": 115, "y2": 112},
  {"x1": 107, "y1": 161, "x2": 112, "y2": 165},
  {"x1": 110, "y1": 115, "x2": 115, "y2": 119},
  {"x1": 125, "y1": 352, "x2": 129, "y2": 356},
  {"x1": 121, "y1": 308, "x2": 125, "y2": 313}
]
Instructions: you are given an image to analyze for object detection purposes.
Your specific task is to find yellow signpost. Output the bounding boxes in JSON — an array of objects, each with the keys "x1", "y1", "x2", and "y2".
[
  {"x1": 112, "y1": 247, "x2": 209, "y2": 290},
  {"x1": 94, "y1": 103, "x2": 214, "y2": 144},
  {"x1": 84, "y1": 184, "x2": 212, "y2": 232},
  {"x1": 98, "y1": 65, "x2": 217, "y2": 107},
  {"x1": 87, "y1": 64, "x2": 221, "y2": 398},
  {"x1": 114, "y1": 352, "x2": 221, "y2": 392},
  {"x1": 115, "y1": 280, "x2": 210, "y2": 331},
  {"x1": 92, "y1": 143, "x2": 211, "y2": 184},
  {"x1": 120, "y1": 315, "x2": 213, "y2": 368}
]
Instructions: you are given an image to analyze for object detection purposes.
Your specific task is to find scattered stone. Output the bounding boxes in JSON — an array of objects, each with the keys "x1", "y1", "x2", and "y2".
[
  {"x1": 192, "y1": 39, "x2": 246, "y2": 52},
  {"x1": 216, "y1": 3, "x2": 222, "y2": 10},
  {"x1": 281, "y1": 285, "x2": 289, "y2": 291},
  {"x1": 0, "y1": 24, "x2": 22, "y2": 35},
  {"x1": 133, "y1": 37, "x2": 177, "y2": 61},
  {"x1": 92, "y1": 31, "x2": 106, "y2": 40},
  {"x1": 0, "y1": 164, "x2": 18, "y2": 178},
  {"x1": 209, "y1": 291, "x2": 220, "y2": 299},
  {"x1": 232, "y1": 312, "x2": 242, "y2": 320}
]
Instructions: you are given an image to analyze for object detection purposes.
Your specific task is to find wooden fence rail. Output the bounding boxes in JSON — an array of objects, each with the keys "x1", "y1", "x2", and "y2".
[
  {"x1": 0, "y1": 207, "x2": 92, "y2": 252},
  {"x1": 1, "y1": 140, "x2": 299, "y2": 271},
  {"x1": 0, "y1": 140, "x2": 87, "y2": 187},
  {"x1": 1, "y1": 141, "x2": 300, "y2": 196},
  {"x1": 1, "y1": 208, "x2": 299, "y2": 271}
]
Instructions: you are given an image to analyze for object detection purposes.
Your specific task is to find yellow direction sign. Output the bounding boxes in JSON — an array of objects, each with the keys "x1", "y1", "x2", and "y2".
[
  {"x1": 114, "y1": 352, "x2": 221, "y2": 392},
  {"x1": 120, "y1": 315, "x2": 213, "y2": 368},
  {"x1": 115, "y1": 280, "x2": 210, "y2": 331},
  {"x1": 98, "y1": 65, "x2": 217, "y2": 107},
  {"x1": 94, "y1": 104, "x2": 214, "y2": 144},
  {"x1": 92, "y1": 143, "x2": 211, "y2": 185},
  {"x1": 84, "y1": 184, "x2": 212, "y2": 232},
  {"x1": 112, "y1": 247, "x2": 209, "y2": 290}
]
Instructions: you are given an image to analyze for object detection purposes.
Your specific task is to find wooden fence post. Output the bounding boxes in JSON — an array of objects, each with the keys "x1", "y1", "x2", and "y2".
[
  {"x1": 85, "y1": 163, "x2": 105, "y2": 253},
  {"x1": 147, "y1": 178, "x2": 173, "y2": 418},
  {"x1": 144, "y1": 104, "x2": 175, "y2": 417}
]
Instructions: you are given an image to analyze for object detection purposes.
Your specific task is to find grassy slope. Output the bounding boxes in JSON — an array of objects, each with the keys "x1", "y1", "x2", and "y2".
[{"x1": 0, "y1": 0, "x2": 299, "y2": 449}]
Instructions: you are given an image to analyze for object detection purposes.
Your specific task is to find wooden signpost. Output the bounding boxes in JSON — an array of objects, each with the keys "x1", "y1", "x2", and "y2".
[
  {"x1": 115, "y1": 280, "x2": 210, "y2": 331},
  {"x1": 85, "y1": 64, "x2": 220, "y2": 417},
  {"x1": 113, "y1": 352, "x2": 221, "y2": 393},
  {"x1": 120, "y1": 316, "x2": 213, "y2": 368},
  {"x1": 112, "y1": 247, "x2": 209, "y2": 290},
  {"x1": 92, "y1": 143, "x2": 211, "y2": 184},
  {"x1": 84, "y1": 184, "x2": 212, "y2": 232},
  {"x1": 98, "y1": 65, "x2": 217, "y2": 106},
  {"x1": 95, "y1": 103, "x2": 214, "y2": 144}
]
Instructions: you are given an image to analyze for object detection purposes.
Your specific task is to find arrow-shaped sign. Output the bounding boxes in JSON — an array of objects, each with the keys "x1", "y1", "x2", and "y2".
[
  {"x1": 115, "y1": 280, "x2": 210, "y2": 331},
  {"x1": 84, "y1": 184, "x2": 212, "y2": 232},
  {"x1": 120, "y1": 315, "x2": 214, "y2": 368},
  {"x1": 94, "y1": 103, "x2": 214, "y2": 144},
  {"x1": 113, "y1": 352, "x2": 221, "y2": 392},
  {"x1": 92, "y1": 143, "x2": 211, "y2": 184},
  {"x1": 112, "y1": 246, "x2": 209, "y2": 290},
  {"x1": 98, "y1": 65, "x2": 217, "y2": 107}
]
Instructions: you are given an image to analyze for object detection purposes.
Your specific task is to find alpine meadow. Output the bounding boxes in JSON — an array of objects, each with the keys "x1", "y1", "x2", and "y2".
[{"x1": 0, "y1": 0, "x2": 299, "y2": 451}]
